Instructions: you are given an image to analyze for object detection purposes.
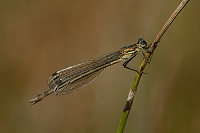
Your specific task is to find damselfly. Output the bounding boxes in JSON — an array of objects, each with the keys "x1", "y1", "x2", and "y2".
[{"x1": 29, "y1": 38, "x2": 149, "y2": 105}]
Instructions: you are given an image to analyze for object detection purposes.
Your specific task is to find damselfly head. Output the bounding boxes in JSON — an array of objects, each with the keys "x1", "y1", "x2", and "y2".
[{"x1": 137, "y1": 38, "x2": 147, "y2": 48}]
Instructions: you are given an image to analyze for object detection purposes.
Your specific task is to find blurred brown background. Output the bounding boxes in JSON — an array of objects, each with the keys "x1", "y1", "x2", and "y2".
[{"x1": 0, "y1": 0, "x2": 199, "y2": 133}]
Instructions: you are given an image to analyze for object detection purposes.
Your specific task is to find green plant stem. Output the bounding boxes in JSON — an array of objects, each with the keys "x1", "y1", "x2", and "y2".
[{"x1": 117, "y1": 0, "x2": 190, "y2": 133}]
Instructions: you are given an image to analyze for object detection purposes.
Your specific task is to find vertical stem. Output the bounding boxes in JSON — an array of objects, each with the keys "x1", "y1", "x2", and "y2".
[{"x1": 117, "y1": 0, "x2": 190, "y2": 132}]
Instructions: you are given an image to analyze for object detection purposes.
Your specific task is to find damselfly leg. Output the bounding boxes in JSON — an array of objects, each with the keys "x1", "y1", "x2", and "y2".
[
  {"x1": 123, "y1": 55, "x2": 138, "y2": 73},
  {"x1": 122, "y1": 54, "x2": 148, "y2": 74}
]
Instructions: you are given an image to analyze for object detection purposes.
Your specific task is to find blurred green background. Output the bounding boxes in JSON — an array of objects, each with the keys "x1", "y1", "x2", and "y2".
[{"x1": 0, "y1": 0, "x2": 199, "y2": 133}]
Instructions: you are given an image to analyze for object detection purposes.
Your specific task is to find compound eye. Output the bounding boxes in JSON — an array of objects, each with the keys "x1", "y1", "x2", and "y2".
[
  {"x1": 140, "y1": 40, "x2": 147, "y2": 48},
  {"x1": 137, "y1": 38, "x2": 143, "y2": 43}
]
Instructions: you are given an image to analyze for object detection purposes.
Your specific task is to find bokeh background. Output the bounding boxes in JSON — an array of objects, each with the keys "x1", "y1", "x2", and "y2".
[{"x1": 0, "y1": 0, "x2": 199, "y2": 133}]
